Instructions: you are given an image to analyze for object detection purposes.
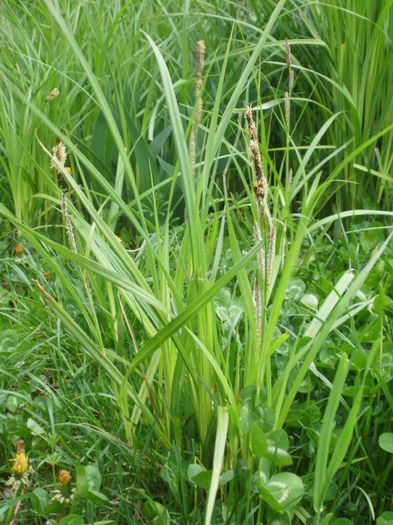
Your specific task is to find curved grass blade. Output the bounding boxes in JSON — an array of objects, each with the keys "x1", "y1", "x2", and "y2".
[{"x1": 205, "y1": 406, "x2": 229, "y2": 525}]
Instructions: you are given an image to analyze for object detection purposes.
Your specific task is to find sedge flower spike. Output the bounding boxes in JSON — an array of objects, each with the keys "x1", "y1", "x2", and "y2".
[
  {"x1": 50, "y1": 138, "x2": 68, "y2": 187},
  {"x1": 50, "y1": 138, "x2": 67, "y2": 173}
]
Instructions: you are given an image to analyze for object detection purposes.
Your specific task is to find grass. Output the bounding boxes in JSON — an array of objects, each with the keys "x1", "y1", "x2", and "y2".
[{"x1": 0, "y1": 0, "x2": 393, "y2": 524}]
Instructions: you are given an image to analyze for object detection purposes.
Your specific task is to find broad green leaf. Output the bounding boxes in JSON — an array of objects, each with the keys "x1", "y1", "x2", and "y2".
[
  {"x1": 377, "y1": 513, "x2": 393, "y2": 525},
  {"x1": 143, "y1": 500, "x2": 170, "y2": 524},
  {"x1": 265, "y1": 447, "x2": 292, "y2": 467},
  {"x1": 76, "y1": 464, "x2": 108, "y2": 504},
  {"x1": 6, "y1": 395, "x2": 19, "y2": 413},
  {"x1": 30, "y1": 488, "x2": 48, "y2": 514},
  {"x1": 189, "y1": 469, "x2": 212, "y2": 490},
  {"x1": 220, "y1": 470, "x2": 234, "y2": 486},
  {"x1": 267, "y1": 472, "x2": 304, "y2": 511},
  {"x1": 379, "y1": 433, "x2": 393, "y2": 453},
  {"x1": 86, "y1": 489, "x2": 109, "y2": 505},
  {"x1": 27, "y1": 418, "x2": 46, "y2": 437},
  {"x1": 251, "y1": 423, "x2": 268, "y2": 457},
  {"x1": 266, "y1": 510, "x2": 291, "y2": 525}
]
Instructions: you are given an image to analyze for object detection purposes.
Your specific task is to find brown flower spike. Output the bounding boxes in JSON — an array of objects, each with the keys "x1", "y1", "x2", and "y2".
[
  {"x1": 50, "y1": 137, "x2": 67, "y2": 186},
  {"x1": 50, "y1": 138, "x2": 67, "y2": 173}
]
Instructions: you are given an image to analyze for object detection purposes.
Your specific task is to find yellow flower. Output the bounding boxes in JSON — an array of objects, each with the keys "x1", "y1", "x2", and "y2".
[
  {"x1": 11, "y1": 453, "x2": 28, "y2": 476},
  {"x1": 15, "y1": 243, "x2": 24, "y2": 254},
  {"x1": 59, "y1": 469, "x2": 71, "y2": 486}
]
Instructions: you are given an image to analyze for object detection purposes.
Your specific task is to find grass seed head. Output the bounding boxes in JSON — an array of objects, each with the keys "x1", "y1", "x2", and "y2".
[
  {"x1": 61, "y1": 195, "x2": 78, "y2": 253},
  {"x1": 245, "y1": 106, "x2": 258, "y2": 142},
  {"x1": 287, "y1": 167, "x2": 293, "y2": 189},
  {"x1": 195, "y1": 40, "x2": 205, "y2": 93},
  {"x1": 285, "y1": 38, "x2": 294, "y2": 90},
  {"x1": 285, "y1": 37, "x2": 292, "y2": 67},
  {"x1": 285, "y1": 91, "x2": 290, "y2": 129},
  {"x1": 245, "y1": 107, "x2": 266, "y2": 188},
  {"x1": 250, "y1": 147, "x2": 265, "y2": 190}
]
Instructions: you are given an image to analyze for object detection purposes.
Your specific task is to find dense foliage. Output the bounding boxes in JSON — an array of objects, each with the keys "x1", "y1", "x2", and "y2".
[{"x1": 0, "y1": 1, "x2": 392, "y2": 524}]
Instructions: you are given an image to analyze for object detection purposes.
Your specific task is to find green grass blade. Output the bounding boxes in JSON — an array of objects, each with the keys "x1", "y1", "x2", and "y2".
[
  {"x1": 313, "y1": 353, "x2": 350, "y2": 512},
  {"x1": 126, "y1": 239, "x2": 263, "y2": 376},
  {"x1": 205, "y1": 406, "x2": 229, "y2": 525}
]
